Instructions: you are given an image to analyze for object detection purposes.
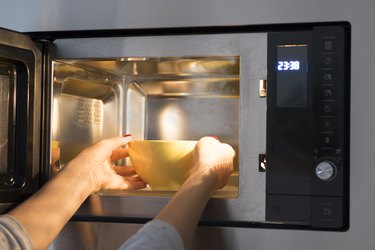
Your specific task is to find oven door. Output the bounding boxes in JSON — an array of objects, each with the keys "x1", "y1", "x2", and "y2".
[{"x1": 0, "y1": 28, "x2": 42, "y2": 211}]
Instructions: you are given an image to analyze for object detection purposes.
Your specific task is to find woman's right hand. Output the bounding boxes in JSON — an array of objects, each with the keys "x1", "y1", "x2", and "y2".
[
  {"x1": 153, "y1": 136, "x2": 235, "y2": 249},
  {"x1": 191, "y1": 136, "x2": 235, "y2": 191}
]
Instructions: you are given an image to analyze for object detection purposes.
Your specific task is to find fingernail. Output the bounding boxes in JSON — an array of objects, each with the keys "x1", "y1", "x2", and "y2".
[
  {"x1": 210, "y1": 135, "x2": 219, "y2": 140},
  {"x1": 124, "y1": 134, "x2": 132, "y2": 137}
]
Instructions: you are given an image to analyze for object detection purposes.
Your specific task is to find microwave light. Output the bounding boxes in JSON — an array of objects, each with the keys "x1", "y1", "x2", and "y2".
[{"x1": 158, "y1": 105, "x2": 186, "y2": 140}]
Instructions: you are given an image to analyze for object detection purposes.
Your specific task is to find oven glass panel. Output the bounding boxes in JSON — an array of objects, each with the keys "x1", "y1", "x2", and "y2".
[{"x1": 0, "y1": 62, "x2": 15, "y2": 187}]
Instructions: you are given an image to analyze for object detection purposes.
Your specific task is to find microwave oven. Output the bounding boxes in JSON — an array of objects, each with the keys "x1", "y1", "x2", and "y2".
[{"x1": 0, "y1": 22, "x2": 350, "y2": 230}]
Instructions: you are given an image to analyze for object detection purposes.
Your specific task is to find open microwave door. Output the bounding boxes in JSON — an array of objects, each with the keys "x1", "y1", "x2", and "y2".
[{"x1": 0, "y1": 28, "x2": 42, "y2": 210}]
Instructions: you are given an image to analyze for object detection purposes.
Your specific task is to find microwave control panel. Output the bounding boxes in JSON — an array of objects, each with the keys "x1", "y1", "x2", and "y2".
[{"x1": 266, "y1": 25, "x2": 350, "y2": 230}]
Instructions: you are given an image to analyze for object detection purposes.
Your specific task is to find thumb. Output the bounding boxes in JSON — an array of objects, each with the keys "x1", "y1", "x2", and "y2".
[
  {"x1": 87, "y1": 135, "x2": 132, "y2": 157},
  {"x1": 106, "y1": 135, "x2": 132, "y2": 150}
]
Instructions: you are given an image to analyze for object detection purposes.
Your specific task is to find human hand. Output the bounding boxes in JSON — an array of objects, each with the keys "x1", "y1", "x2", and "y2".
[
  {"x1": 191, "y1": 136, "x2": 235, "y2": 191},
  {"x1": 64, "y1": 136, "x2": 146, "y2": 192}
]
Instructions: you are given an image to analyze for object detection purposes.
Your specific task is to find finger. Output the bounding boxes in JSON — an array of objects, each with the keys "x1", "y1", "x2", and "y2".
[
  {"x1": 100, "y1": 174, "x2": 130, "y2": 190},
  {"x1": 221, "y1": 143, "x2": 236, "y2": 158},
  {"x1": 210, "y1": 135, "x2": 219, "y2": 140},
  {"x1": 101, "y1": 175, "x2": 145, "y2": 190},
  {"x1": 87, "y1": 136, "x2": 132, "y2": 158},
  {"x1": 196, "y1": 136, "x2": 220, "y2": 153},
  {"x1": 111, "y1": 147, "x2": 129, "y2": 162},
  {"x1": 98, "y1": 136, "x2": 132, "y2": 151},
  {"x1": 200, "y1": 136, "x2": 221, "y2": 144},
  {"x1": 113, "y1": 165, "x2": 137, "y2": 176},
  {"x1": 105, "y1": 135, "x2": 132, "y2": 150},
  {"x1": 123, "y1": 176, "x2": 147, "y2": 190},
  {"x1": 125, "y1": 175, "x2": 144, "y2": 182}
]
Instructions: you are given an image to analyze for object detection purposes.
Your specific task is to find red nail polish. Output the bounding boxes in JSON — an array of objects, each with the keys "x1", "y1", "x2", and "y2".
[
  {"x1": 124, "y1": 134, "x2": 132, "y2": 137},
  {"x1": 211, "y1": 135, "x2": 219, "y2": 140}
]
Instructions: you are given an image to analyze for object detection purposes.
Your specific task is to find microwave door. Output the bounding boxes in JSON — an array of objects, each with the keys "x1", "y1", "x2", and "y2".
[{"x1": 0, "y1": 28, "x2": 42, "y2": 210}]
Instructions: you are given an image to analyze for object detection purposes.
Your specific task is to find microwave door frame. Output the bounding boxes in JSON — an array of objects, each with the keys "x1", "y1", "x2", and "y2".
[
  {"x1": 39, "y1": 26, "x2": 271, "y2": 228},
  {"x1": 0, "y1": 28, "x2": 42, "y2": 210}
]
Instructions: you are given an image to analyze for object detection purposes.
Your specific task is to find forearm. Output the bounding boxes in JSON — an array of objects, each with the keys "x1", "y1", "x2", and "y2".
[
  {"x1": 8, "y1": 162, "x2": 94, "y2": 250},
  {"x1": 155, "y1": 169, "x2": 218, "y2": 249}
]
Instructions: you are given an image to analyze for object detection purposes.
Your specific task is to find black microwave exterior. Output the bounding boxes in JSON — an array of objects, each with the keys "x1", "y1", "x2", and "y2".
[
  {"x1": 266, "y1": 26, "x2": 350, "y2": 230},
  {"x1": 0, "y1": 22, "x2": 350, "y2": 231}
]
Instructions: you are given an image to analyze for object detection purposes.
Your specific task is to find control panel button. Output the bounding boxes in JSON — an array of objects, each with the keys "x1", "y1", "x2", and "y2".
[
  {"x1": 321, "y1": 117, "x2": 334, "y2": 130},
  {"x1": 316, "y1": 161, "x2": 336, "y2": 181},
  {"x1": 320, "y1": 52, "x2": 337, "y2": 68},
  {"x1": 324, "y1": 56, "x2": 333, "y2": 65},
  {"x1": 323, "y1": 40, "x2": 334, "y2": 51},
  {"x1": 322, "y1": 103, "x2": 333, "y2": 114},
  {"x1": 312, "y1": 196, "x2": 344, "y2": 229},
  {"x1": 321, "y1": 132, "x2": 335, "y2": 147},
  {"x1": 322, "y1": 88, "x2": 334, "y2": 99},
  {"x1": 323, "y1": 72, "x2": 334, "y2": 81}
]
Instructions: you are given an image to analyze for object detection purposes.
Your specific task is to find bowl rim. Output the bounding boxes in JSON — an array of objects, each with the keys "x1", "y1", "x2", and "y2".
[{"x1": 129, "y1": 139, "x2": 198, "y2": 143}]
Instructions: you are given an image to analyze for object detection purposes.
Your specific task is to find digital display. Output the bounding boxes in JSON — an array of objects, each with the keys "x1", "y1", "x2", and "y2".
[
  {"x1": 276, "y1": 45, "x2": 308, "y2": 107},
  {"x1": 277, "y1": 60, "x2": 300, "y2": 71}
]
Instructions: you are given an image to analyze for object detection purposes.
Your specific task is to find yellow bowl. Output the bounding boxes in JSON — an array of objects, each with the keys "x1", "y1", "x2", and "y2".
[{"x1": 128, "y1": 140, "x2": 197, "y2": 190}]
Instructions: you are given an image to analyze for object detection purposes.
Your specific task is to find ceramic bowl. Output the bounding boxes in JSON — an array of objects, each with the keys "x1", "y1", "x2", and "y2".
[{"x1": 128, "y1": 140, "x2": 197, "y2": 190}]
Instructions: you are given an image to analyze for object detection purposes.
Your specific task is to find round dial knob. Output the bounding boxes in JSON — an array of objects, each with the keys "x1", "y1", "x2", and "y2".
[{"x1": 315, "y1": 161, "x2": 336, "y2": 181}]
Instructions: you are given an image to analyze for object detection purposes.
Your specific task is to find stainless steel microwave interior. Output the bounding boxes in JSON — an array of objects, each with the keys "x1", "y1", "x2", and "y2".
[
  {"x1": 0, "y1": 23, "x2": 350, "y2": 230},
  {"x1": 52, "y1": 55, "x2": 241, "y2": 198}
]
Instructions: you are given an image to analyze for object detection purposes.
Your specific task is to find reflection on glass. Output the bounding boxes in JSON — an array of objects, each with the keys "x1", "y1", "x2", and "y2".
[{"x1": 0, "y1": 70, "x2": 9, "y2": 174}]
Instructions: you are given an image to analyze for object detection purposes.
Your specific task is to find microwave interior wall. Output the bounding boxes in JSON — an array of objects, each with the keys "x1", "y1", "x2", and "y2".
[
  {"x1": 52, "y1": 56, "x2": 241, "y2": 198},
  {"x1": 50, "y1": 33, "x2": 267, "y2": 224}
]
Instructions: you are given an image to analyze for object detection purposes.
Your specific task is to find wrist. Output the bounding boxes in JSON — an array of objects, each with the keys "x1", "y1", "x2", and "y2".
[
  {"x1": 186, "y1": 167, "x2": 220, "y2": 194},
  {"x1": 62, "y1": 158, "x2": 97, "y2": 195}
]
